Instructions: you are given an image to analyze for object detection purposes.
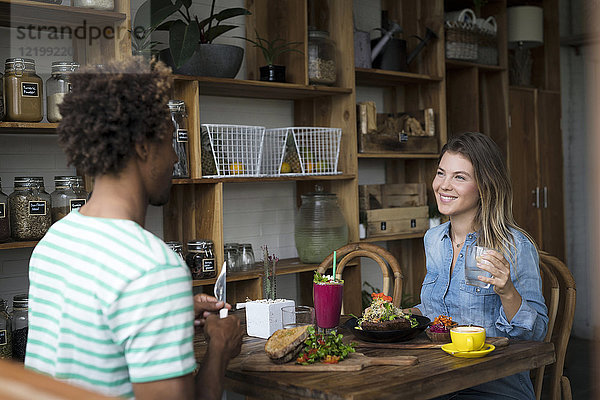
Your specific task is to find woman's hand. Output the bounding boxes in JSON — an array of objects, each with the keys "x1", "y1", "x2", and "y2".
[
  {"x1": 476, "y1": 249, "x2": 522, "y2": 321},
  {"x1": 193, "y1": 294, "x2": 232, "y2": 327}
]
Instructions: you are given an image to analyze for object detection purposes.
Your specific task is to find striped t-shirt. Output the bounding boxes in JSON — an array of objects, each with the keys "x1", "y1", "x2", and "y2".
[{"x1": 25, "y1": 210, "x2": 196, "y2": 399}]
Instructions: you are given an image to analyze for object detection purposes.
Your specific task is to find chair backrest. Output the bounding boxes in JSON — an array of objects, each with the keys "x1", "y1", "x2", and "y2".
[
  {"x1": 534, "y1": 258, "x2": 560, "y2": 399},
  {"x1": 539, "y1": 252, "x2": 577, "y2": 400},
  {"x1": 317, "y1": 242, "x2": 403, "y2": 308}
]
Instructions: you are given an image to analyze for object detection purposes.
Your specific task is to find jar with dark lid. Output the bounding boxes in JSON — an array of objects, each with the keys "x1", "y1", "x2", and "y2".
[
  {"x1": 294, "y1": 184, "x2": 348, "y2": 263},
  {"x1": 0, "y1": 298, "x2": 11, "y2": 359},
  {"x1": 11, "y1": 294, "x2": 28, "y2": 362},
  {"x1": 73, "y1": 0, "x2": 113, "y2": 11},
  {"x1": 166, "y1": 241, "x2": 185, "y2": 261},
  {"x1": 308, "y1": 30, "x2": 337, "y2": 86},
  {"x1": 168, "y1": 100, "x2": 190, "y2": 178},
  {"x1": 0, "y1": 71, "x2": 5, "y2": 121},
  {"x1": 51, "y1": 176, "x2": 88, "y2": 223},
  {"x1": 46, "y1": 62, "x2": 79, "y2": 122},
  {"x1": 186, "y1": 240, "x2": 216, "y2": 280},
  {"x1": 9, "y1": 177, "x2": 52, "y2": 241},
  {"x1": 4, "y1": 58, "x2": 43, "y2": 122},
  {"x1": 0, "y1": 178, "x2": 9, "y2": 243}
]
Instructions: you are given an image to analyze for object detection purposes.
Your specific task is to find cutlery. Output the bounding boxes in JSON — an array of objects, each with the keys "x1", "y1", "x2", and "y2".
[{"x1": 214, "y1": 262, "x2": 228, "y2": 318}]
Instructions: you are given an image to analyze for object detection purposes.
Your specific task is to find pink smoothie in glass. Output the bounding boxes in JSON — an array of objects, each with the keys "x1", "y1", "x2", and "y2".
[{"x1": 313, "y1": 282, "x2": 344, "y2": 329}]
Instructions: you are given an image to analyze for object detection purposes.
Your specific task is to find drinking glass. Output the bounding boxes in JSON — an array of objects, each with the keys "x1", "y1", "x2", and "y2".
[
  {"x1": 240, "y1": 243, "x2": 255, "y2": 271},
  {"x1": 313, "y1": 281, "x2": 344, "y2": 332},
  {"x1": 224, "y1": 243, "x2": 240, "y2": 272},
  {"x1": 282, "y1": 305, "x2": 315, "y2": 329},
  {"x1": 464, "y1": 245, "x2": 493, "y2": 288}
]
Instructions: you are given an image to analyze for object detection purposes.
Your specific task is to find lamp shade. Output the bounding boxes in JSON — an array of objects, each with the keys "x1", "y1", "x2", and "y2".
[{"x1": 507, "y1": 6, "x2": 543, "y2": 48}]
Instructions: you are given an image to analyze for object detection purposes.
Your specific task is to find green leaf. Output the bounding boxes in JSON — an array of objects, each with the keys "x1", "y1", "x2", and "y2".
[
  {"x1": 169, "y1": 20, "x2": 200, "y2": 68},
  {"x1": 204, "y1": 24, "x2": 237, "y2": 43},
  {"x1": 181, "y1": 0, "x2": 191, "y2": 9},
  {"x1": 213, "y1": 7, "x2": 251, "y2": 22},
  {"x1": 156, "y1": 20, "x2": 176, "y2": 31},
  {"x1": 135, "y1": 0, "x2": 180, "y2": 31}
]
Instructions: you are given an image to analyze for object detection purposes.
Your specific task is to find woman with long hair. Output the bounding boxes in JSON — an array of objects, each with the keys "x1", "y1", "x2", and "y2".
[{"x1": 409, "y1": 132, "x2": 548, "y2": 399}]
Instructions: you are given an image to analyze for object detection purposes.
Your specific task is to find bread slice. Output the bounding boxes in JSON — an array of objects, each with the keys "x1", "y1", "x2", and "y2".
[{"x1": 265, "y1": 325, "x2": 310, "y2": 360}]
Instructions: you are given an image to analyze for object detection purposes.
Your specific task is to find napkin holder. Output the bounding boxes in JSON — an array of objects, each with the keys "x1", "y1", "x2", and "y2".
[{"x1": 245, "y1": 299, "x2": 295, "y2": 339}]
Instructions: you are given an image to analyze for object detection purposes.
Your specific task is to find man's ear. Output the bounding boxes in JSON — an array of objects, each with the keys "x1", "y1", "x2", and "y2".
[{"x1": 134, "y1": 141, "x2": 150, "y2": 162}]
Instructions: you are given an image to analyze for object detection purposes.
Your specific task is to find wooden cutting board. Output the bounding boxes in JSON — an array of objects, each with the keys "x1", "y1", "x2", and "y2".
[
  {"x1": 348, "y1": 336, "x2": 510, "y2": 350},
  {"x1": 241, "y1": 352, "x2": 418, "y2": 372}
]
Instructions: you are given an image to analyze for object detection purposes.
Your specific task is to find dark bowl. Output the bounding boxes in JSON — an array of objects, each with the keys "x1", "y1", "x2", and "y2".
[{"x1": 343, "y1": 315, "x2": 431, "y2": 343}]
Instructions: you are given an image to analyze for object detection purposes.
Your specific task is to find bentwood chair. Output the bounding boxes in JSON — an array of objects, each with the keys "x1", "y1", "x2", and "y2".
[
  {"x1": 317, "y1": 242, "x2": 404, "y2": 308},
  {"x1": 535, "y1": 252, "x2": 576, "y2": 400}
]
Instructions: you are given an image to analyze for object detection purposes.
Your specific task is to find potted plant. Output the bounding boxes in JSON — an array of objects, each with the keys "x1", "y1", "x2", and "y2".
[
  {"x1": 236, "y1": 30, "x2": 303, "y2": 82},
  {"x1": 134, "y1": 0, "x2": 251, "y2": 77}
]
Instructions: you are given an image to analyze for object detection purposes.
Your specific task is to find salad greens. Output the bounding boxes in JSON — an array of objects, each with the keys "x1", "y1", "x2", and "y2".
[
  {"x1": 356, "y1": 293, "x2": 418, "y2": 329},
  {"x1": 313, "y1": 271, "x2": 344, "y2": 284},
  {"x1": 296, "y1": 326, "x2": 356, "y2": 365}
]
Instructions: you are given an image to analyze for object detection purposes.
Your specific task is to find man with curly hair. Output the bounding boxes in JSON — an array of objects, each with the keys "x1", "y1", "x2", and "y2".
[{"x1": 25, "y1": 57, "x2": 243, "y2": 400}]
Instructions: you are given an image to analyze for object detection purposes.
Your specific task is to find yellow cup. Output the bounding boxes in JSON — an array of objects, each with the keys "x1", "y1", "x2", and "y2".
[{"x1": 450, "y1": 325, "x2": 486, "y2": 352}]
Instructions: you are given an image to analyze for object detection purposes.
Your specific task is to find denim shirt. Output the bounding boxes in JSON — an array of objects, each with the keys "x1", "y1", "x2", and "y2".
[{"x1": 416, "y1": 222, "x2": 548, "y2": 399}]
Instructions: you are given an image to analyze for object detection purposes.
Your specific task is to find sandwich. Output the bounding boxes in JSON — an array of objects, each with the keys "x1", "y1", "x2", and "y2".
[{"x1": 264, "y1": 325, "x2": 310, "y2": 364}]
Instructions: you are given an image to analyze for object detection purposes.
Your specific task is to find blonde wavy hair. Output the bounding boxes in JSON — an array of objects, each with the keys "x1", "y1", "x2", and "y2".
[{"x1": 440, "y1": 132, "x2": 537, "y2": 265}]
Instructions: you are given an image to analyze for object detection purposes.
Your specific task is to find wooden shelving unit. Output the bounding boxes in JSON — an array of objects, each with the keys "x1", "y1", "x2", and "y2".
[
  {"x1": 0, "y1": 241, "x2": 38, "y2": 250},
  {"x1": 172, "y1": 174, "x2": 355, "y2": 184}
]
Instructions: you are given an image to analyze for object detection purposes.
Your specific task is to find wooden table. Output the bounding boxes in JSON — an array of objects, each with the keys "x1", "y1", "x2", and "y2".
[{"x1": 194, "y1": 320, "x2": 555, "y2": 400}]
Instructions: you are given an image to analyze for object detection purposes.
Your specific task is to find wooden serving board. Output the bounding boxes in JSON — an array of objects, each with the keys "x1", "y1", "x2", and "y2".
[
  {"x1": 241, "y1": 352, "x2": 418, "y2": 372},
  {"x1": 348, "y1": 336, "x2": 510, "y2": 350}
]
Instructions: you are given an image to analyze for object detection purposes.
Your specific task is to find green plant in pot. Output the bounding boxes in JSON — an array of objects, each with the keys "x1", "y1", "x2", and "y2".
[
  {"x1": 137, "y1": 0, "x2": 251, "y2": 77},
  {"x1": 236, "y1": 30, "x2": 303, "y2": 83}
]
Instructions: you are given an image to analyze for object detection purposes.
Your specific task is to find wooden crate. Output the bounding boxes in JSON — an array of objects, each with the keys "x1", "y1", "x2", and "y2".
[
  {"x1": 359, "y1": 183, "x2": 427, "y2": 210},
  {"x1": 366, "y1": 206, "x2": 429, "y2": 237}
]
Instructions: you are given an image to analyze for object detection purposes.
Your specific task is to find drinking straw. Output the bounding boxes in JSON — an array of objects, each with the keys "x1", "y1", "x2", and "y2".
[{"x1": 333, "y1": 250, "x2": 337, "y2": 280}]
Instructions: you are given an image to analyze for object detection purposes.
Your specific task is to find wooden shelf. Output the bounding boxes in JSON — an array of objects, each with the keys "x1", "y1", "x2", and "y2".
[
  {"x1": 355, "y1": 68, "x2": 443, "y2": 87},
  {"x1": 173, "y1": 173, "x2": 356, "y2": 184},
  {"x1": 0, "y1": 122, "x2": 58, "y2": 134},
  {"x1": 360, "y1": 232, "x2": 426, "y2": 243},
  {"x1": 0, "y1": 0, "x2": 127, "y2": 28},
  {"x1": 358, "y1": 153, "x2": 439, "y2": 159},
  {"x1": 445, "y1": 59, "x2": 506, "y2": 72},
  {"x1": 0, "y1": 241, "x2": 38, "y2": 250},
  {"x1": 174, "y1": 75, "x2": 352, "y2": 100}
]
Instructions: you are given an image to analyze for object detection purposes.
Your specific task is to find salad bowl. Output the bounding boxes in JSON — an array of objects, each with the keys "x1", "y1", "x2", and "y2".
[{"x1": 344, "y1": 315, "x2": 430, "y2": 343}]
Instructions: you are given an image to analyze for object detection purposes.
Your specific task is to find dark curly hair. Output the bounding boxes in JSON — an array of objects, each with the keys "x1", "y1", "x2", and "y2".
[{"x1": 57, "y1": 57, "x2": 173, "y2": 176}]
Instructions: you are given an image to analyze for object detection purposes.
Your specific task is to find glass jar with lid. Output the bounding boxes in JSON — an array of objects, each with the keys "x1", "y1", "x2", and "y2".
[
  {"x1": 11, "y1": 294, "x2": 28, "y2": 362},
  {"x1": 294, "y1": 185, "x2": 348, "y2": 263},
  {"x1": 186, "y1": 240, "x2": 216, "y2": 280},
  {"x1": 73, "y1": 0, "x2": 113, "y2": 11},
  {"x1": 0, "y1": 298, "x2": 11, "y2": 360},
  {"x1": 0, "y1": 178, "x2": 9, "y2": 243},
  {"x1": 166, "y1": 241, "x2": 185, "y2": 262},
  {"x1": 46, "y1": 61, "x2": 79, "y2": 122},
  {"x1": 4, "y1": 58, "x2": 43, "y2": 122},
  {"x1": 9, "y1": 177, "x2": 52, "y2": 241},
  {"x1": 168, "y1": 100, "x2": 190, "y2": 178},
  {"x1": 224, "y1": 243, "x2": 240, "y2": 272},
  {"x1": 51, "y1": 176, "x2": 88, "y2": 223},
  {"x1": 240, "y1": 243, "x2": 255, "y2": 271},
  {"x1": 308, "y1": 30, "x2": 337, "y2": 86}
]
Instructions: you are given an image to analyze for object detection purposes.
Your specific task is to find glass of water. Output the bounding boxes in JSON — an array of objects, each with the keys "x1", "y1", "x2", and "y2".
[{"x1": 464, "y1": 245, "x2": 493, "y2": 288}]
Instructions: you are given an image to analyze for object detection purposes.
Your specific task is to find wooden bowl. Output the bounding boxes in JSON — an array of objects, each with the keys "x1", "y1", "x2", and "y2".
[{"x1": 425, "y1": 327, "x2": 451, "y2": 343}]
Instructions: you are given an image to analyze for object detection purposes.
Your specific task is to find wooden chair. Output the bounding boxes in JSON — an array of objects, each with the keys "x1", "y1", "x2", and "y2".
[
  {"x1": 536, "y1": 252, "x2": 577, "y2": 400},
  {"x1": 317, "y1": 242, "x2": 404, "y2": 308}
]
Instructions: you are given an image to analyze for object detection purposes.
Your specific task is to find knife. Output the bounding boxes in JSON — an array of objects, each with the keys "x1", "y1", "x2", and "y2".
[{"x1": 214, "y1": 262, "x2": 228, "y2": 318}]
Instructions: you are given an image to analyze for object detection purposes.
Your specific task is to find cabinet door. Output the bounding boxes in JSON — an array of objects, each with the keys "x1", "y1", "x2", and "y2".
[
  {"x1": 508, "y1": 88, "x2": 542, "y2": 244},
  {"x1": 537, "y1": 91, "x2": 565, "y2": 260}
]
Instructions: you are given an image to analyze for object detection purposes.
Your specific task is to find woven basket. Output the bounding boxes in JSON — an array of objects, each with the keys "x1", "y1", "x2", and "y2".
[
  {"x1": 445, "y1": 21, "x2": 478, "y2": 61},
  {"x1": 476, "y1": 16, "x2": 498, "y2": 65}
]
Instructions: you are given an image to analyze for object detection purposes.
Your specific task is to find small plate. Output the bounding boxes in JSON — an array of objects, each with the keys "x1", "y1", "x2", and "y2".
[{"x1": 441, "y1": 343, "x2": 495, "y2": 358}]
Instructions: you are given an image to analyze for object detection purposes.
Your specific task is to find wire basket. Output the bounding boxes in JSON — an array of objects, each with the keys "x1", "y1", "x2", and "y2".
[
  {"x1": 201, "y1": 124, "x2": 266, "y2": 177},
  {"x1": 259, "y1": 129, "x2": 288, "y2": 176},
  {"x1": 266, "y1": 127, "x2": 342, "y2": 175}
]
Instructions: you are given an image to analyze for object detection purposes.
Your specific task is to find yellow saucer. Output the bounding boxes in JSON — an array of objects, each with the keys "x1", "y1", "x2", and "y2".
[{"x1": 441, "y1": 343, "x2": 495, "y2": 358}]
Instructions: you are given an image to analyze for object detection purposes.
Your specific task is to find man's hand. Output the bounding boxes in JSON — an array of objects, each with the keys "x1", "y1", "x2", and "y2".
[
  {"x1": 193, "y1": 294, "x2": 232, "y2": 327},
  {"x1": 203, "y1": 314, "x2": 243, "y2": 359}
]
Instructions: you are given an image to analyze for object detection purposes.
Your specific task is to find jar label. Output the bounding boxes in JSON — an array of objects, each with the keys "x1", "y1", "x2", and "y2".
[
  {"x1": 21, "y1": 82, "x2": 39, "y2": 98},
  {"x1": 69, "y1": 198, "x2": 87, "y2": 211},
  {"x1": 0, "y1": 203, "x2": 5, "y2": 218},
  {"x1": 29, "y1": 200, "x2": 47, "y2": 216},
  {"x1": 202, "y1": 258, "x2": 215, "y2": 272},
  {"x1": 177, "y1": 129, "x2": 188, "y2": 143},
  {"x1": 0, "y1": 330, "x2": 6, "y2": 346}
]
